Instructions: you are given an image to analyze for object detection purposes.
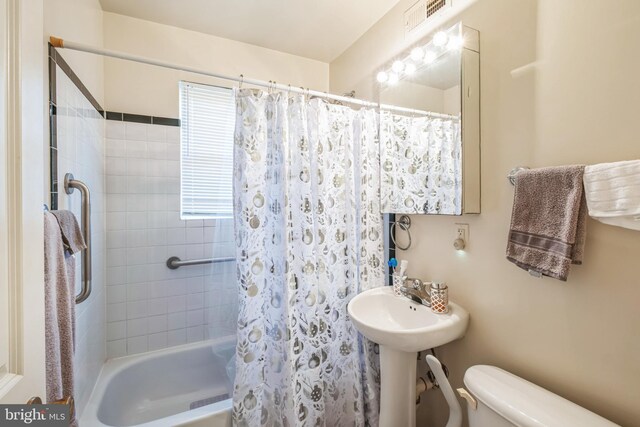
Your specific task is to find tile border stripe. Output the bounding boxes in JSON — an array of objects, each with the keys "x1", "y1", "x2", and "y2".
[{"x1": 106, "y1": 111, "x2": 180, "y2": 127}]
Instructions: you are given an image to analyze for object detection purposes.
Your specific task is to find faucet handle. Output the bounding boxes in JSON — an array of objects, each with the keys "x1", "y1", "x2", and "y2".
[{"x1": 405, "y1": 278, "x2": 426, "y2": 292}]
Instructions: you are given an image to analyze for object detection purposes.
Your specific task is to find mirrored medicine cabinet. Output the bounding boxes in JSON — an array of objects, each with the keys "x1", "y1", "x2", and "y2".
[{"x1": 377, "y1": 22, "x2": 480, "y2": 215}]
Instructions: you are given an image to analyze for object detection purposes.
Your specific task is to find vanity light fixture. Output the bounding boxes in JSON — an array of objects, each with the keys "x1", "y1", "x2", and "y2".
[
  {"x1": 376, "y1": 23, "x2": 463, "y2": 86},
  {"x1": 410, "y1": 47, "x2": 424, "y2": 61},
  {"x1": 376, "y1": 71, "x2": 389, "y2": 83},
  {"x1": 392, "y1": 60, "x2": 405, "y2": 73},
  {"x1": 424, "y1": 50, "x2": 437, "y2": 64},
  {"x1": 447, "y1": 35, "x2": 464, "y2": 50},
  {"x1": 432, "y1": 31, "x2": 448, "y2": 47}
]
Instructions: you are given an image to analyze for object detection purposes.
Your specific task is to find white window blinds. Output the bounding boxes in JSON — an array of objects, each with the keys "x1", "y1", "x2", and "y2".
[{"x1": 180, "y1": 82, "x2": 235, "y2": 219}]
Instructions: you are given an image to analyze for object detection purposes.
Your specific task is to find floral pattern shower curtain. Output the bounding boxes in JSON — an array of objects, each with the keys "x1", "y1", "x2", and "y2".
[{"x1": 232, "y1": 89, "x2": 383, "y2": 426}]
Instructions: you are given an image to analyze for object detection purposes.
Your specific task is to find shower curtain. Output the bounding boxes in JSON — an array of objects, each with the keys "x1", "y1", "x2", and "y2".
[{"x1": 232, "y1": 89, "x2": 383, "y2": 426}]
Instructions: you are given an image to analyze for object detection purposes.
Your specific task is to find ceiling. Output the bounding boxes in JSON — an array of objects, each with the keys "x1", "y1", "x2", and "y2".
[{"x1": 99, "y1": 0, "x2": 401, "y2": 62}]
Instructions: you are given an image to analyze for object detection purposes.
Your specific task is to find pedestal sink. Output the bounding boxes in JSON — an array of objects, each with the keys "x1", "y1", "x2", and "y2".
[{"x1": 348, "y1": 286, "x2": 469, "y2": 427}]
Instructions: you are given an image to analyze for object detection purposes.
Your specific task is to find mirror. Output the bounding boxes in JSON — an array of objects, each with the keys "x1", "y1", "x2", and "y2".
[{"x1": 378, "y1": 22, "x2": 480, "y2": 215}]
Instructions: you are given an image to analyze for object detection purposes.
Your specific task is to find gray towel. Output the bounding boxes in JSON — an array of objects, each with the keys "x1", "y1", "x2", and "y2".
[
  {"x1": 506, "y1": 165, "x2": 587, "y2": 281},
  {"x1": 51, "y1": 210, "x2": 86, "y2": 254},
  {"x1": 44, "y1": 211, "x2": 81, "y2": 425}
]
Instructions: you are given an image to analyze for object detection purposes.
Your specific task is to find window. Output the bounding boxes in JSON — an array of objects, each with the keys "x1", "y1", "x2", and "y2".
[{"x1": 179, "y1": 81, "x2": 235, "y2": 219}]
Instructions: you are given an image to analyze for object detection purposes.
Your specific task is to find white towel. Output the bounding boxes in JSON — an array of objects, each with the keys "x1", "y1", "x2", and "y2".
[{"x1": 583, "y1": 160, "x2": 640, "y2": 231}]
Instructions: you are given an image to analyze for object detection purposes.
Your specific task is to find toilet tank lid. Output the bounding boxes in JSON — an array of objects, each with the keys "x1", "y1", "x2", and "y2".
[{"x1": 464, "y1": 365, "x2": 619, "y2": 427}]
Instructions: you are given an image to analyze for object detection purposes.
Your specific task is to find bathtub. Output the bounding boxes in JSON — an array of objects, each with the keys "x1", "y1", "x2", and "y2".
[{"x1": 80, "y1": 338, "x2": 235, "y2": 427}]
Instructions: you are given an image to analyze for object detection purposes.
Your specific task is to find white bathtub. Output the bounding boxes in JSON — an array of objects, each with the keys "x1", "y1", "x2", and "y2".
[{"x1": 80, "y1": 338, "x2": 235, "y2": 427}]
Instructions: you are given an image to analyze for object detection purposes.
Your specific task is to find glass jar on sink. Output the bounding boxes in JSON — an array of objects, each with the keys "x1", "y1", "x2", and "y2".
[{"x1": 430, "y1": 281, "x2": 449, "y2": 314}]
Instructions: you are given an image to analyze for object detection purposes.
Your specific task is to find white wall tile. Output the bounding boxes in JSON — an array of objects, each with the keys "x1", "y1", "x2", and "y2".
[
  {"x1": 107, "y1": 303, "x2": 127, "y2": 322},
  {"x1": 127, "y1": 318, "x2": 148, "y2": 337},
  {"x1": 127, "y1": 300, "x2": 148, "y2": 319},
  {"x1": 105, "y1": 122, "x2": 237, "y2": 356},
  {"x1": 107, "y1": 266, "x2": 126, "y2": 286},
  {"x1": 125, "y1": 122, "x2": 148, "y2": 141},
  {"x1": 106, "y1": 157, "x2": 127, "y2": 175},
  {"x1": 106, "y1": 213, "x2": 126, "y2": 231},
  {"x1": 187, "y1": 326, "x2": 204, "y2": 343},
  {"x1": 107, "y1": 339, "x2": 126, "y2": 359},
  {"x1": 126, "y1": 140, "x2": 147, "y2": 158},
  {"x1": 148, "y1": 315, "x2": 167, "y2": 334},
  {"x1": 126, "y1": 212, "x2": 147, "y2": 230},
  {"x1": 167, "y1": 329, "x2": 186, "y2": 347},
  {"x1": 187, "y1": 309, "x2": 204, "y2": 326},
  {"x1": 187, "y1": 294, "x2": 205, "y2": 311},
  {"x1": 148, "y1": 332, "x2": 168, "y2": 351},
  {"x1": 168, "y1": 312, "x2": 186, "y2": 330},
  {"x1": 127, "y1": 336, "x2": 148, "y2": 355},
  {"x1": 106, "y1": 121, "x2": 125, "y2": 139},
  {"x1": 167, "y1": 228, "x2": 186, "y2": 245},
  {"x1": 186, "y1": 228, "x2": 204, "y2": 244},
  {"x1": 107, "y1": 285, "x2": 126, "y2": 304},
  {"x1": 148, "y1": 211, "x2": 167, "y2": 229},
  {"x1": 107, "y1": 248, "x2": 126, "y2": 267},
  {"x1": 147, "y1": 125, "x2": 166, "y2": 142},
  {"x1": 126, "y1": 229, "x2": 147, "y2": 248},
  {"x1": 106, "y1": 139, "x2": 126, "y2": 158},
  {"x1": 107, "y1": 321, "x2": 126, "y2": 341},
  {"x1": 106, "y1": 231, "x2": 126, "y2": 249},
  {"x1": 126, "y1": 158, "x2": 147, "y2": 176},
  {"x1": 147, "y1": 297, "x2": 168, "y2": 316},
  {"x1": 106, "y1": 194, "x2": 127, "y2": 212},
  {"x1": 148, "y1": 194, "x2": 167, "y2": 211},
  {"x1": 127, "y1": 283, "x2": 149, "y2": 301}
]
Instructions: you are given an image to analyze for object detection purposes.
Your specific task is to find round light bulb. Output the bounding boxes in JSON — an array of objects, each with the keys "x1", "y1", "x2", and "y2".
[
  {"x1": 405, "y1": 62, "x2": 416, "y2": 75},
  {"x1": 376, "y1": 71, "x2": 388, "y2": 83},
  {"x1": 447, "y1": 35, "x2": 463, "y2": 50},
  {"x1": 392, "y1": 60, "x2": 405, "y2": 73},
  {"x1": 410, "y1": 47, "x2": 424, "y2": 61},
  {"x1": 388, "y1": 72, "x2": 399, "y2": 85},
  {"x1": 424, "y1": 50, "x2": 437, "y2": 64},
  {"x1": 433, "y1": 31, "x2": 448, "y2": 47}
]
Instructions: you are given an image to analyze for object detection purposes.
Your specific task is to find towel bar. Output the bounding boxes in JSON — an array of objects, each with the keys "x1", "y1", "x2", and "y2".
[
  {"x1": 166, "y1": 256, "x2": 235, "y2": 269},
  {"x1": 507, "y1": 166, "x2": 530, "y2": 185},
  {"x1": 64, "y1": 173, "x2": 92, "y2": 304}
]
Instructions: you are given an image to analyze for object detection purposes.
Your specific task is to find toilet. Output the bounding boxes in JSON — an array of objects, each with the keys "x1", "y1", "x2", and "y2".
[{"x1": 462, "y1": 365, "x2": 619, "y2": 427}]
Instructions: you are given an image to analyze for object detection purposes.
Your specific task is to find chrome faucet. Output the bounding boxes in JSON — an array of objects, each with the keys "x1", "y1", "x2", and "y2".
[{"x1": 399, "y1": 278, "x2": 431, "y2": 307}]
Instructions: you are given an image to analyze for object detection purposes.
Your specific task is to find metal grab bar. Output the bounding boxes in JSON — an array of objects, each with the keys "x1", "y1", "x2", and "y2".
[
  {"x1": 64, "y1": 173, "x2": 92, "y2": 304},
  {"x1": 166, "y1": 256, "x2": 235, "y2": 270}
]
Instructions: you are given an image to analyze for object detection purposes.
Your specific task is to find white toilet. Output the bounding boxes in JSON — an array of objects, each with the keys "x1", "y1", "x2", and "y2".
[{"x1": 462, "y1": 365, "x2": 619, "y2": 427}]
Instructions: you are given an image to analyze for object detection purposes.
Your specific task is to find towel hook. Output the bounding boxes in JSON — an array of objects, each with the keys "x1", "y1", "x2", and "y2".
[
  {"x1": 508, "y1": 166, "x2": 530, "y2": 185},
  {"x1": 390, "y1": 215, "x2": 412, "y2": 250}
]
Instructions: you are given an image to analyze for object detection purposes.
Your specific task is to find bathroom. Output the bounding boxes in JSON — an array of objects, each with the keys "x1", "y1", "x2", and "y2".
[{"x1": 0, "y1": 0, "x2": 639, "y2": 426}]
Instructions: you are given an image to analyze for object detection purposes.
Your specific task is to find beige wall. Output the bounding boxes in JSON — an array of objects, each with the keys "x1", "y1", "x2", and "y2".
[
  {"x1": 103, "y1": 12, "x2": 330, "y2": 118},
  {"x1": 332, "y1": 0, "x2": 640, "y2": 426},
  {"x1": 44, "y1": 0, "x2": 104, "y2": 105}
]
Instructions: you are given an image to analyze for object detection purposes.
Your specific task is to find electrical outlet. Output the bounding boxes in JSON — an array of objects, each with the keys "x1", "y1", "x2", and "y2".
[{"x1": 454, "y1": 223, "x2": 469, "y2": 246}]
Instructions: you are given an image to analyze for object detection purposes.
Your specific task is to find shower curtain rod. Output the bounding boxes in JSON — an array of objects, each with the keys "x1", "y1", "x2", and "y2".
[{"x1": 49, "y1": 36, "x2": 460, "y2": 120}]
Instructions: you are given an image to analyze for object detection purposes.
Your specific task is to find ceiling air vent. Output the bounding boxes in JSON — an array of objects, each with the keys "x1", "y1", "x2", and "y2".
[{"x1": 404, "y1": 0, "x2": 450, "y2": 37}]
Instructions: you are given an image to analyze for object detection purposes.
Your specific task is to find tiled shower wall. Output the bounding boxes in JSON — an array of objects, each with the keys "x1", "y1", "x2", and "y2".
[
  {"x1": 104, "y1": 119, "x2": 237, "y2": 358},
  {"x1": 53, "y1": 63, "x2": 106, "y2": 415}
]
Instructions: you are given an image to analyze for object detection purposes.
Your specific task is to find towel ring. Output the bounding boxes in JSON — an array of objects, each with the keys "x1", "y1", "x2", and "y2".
[{"x1": 390, "y1": 215, "x2": 412, "y2": 250}]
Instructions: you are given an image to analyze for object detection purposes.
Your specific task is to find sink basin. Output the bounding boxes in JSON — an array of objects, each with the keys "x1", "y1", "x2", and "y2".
[
  {"x1": 348, "y1": 286, "x2": 469, "y2": 427},
  {"x1": 348, "y1": 286, "x2": 469, "y2": 352}
]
